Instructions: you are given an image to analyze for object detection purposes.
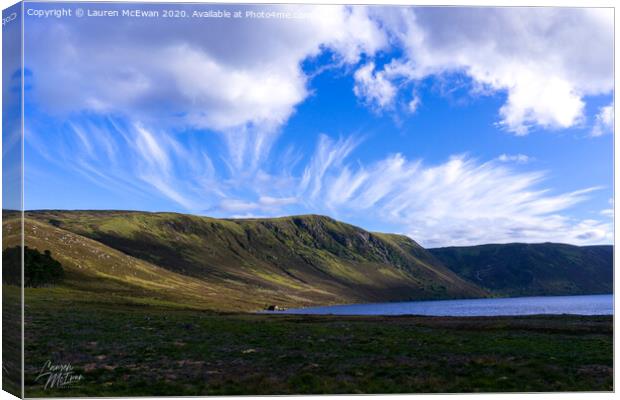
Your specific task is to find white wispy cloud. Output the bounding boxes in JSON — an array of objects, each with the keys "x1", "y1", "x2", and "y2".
[
  {"x1": 26, "y1": 117, "x2": 612, "y2": 246},
  {"x1": 353, "y1": 62, "x2": 397, "y2": 110},
  {"x1": 591, "y1": 103, "x2": 614, "y2": 137},
  {"x1": 299, "y1": 134, "x2": 361, "y2": 200},
  {"x1": 295, "y1": 137, "x2": 610, "y2": 246},
  {"x1": 600, "y1": 198, "x2": 614, "y2": 218},
  {"x1": 601, "y1": 209, "x2": 614, "y2": 218},
  {"x1": 259, "y1": 196, "x2": 299, "y2": 207},
  {"x1": 27, "y1": 118, "x2": 221, "y2": 211},
  {"x1": 407, "y1": 94, "x2": 421, "y2": 113},
  {"x1": 497, "y1": 154, "x2": 532, "y2": 164}
]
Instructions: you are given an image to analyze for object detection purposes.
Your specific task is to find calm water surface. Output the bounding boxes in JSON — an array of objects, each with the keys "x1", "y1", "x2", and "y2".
[{"x1": 277, "y1": 294, "x2": 613, "y2": 316}]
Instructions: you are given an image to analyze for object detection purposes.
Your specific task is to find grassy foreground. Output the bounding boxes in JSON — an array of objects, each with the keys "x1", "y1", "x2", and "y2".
[{"x1": 23, "y1": 289, "x2": 612, "y2": 396}]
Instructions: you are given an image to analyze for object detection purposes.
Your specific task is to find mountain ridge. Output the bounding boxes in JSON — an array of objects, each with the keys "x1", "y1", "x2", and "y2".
[
  {"x1": 3, "y1": 210, "x2": 612, "y2": 311},
  {"x1": 6, "y1": 210, "x2": 486, "y2": 311}
]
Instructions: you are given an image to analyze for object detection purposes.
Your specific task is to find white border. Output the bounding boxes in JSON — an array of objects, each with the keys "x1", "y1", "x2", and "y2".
[{"x1": 0, "y1": 1, "x2": 616, "y2": 400}]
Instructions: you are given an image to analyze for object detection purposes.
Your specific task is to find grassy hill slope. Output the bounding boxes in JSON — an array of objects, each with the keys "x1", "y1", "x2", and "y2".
[
  {"x1": 8, "y1": 211, "x2": 487, "y2": 311},
  {"x1": 429, "y1": 243, "x2": 613, "y2": 297},
  {"x1": 3, "y1": 216, "x2": 281, "y2": 310}
]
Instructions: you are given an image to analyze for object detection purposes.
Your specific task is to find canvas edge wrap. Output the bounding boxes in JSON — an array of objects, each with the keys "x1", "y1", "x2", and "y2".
[{"x1": 2, "y1": 1, "x2": 25, "y2": 398}]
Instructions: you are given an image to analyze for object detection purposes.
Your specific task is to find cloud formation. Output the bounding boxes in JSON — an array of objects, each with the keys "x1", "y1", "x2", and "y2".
[
  {"x1": 26, "y1": 4, "x2": 386, "y2": 171},
  {"x1": 23, "y1": 5, "x2": 613, "y2": 246},
  {"x1": 497, "y1": 154, "x2": 532, "y2": 164},
  {"x1": 27, "y1": 6, "x2": 613, "y2": 138},
  {"x1": 27, "y1": 119, "x2": 612, "y2": 247},
  {"x1": 591, "y1": 103, "x2": 614, "y2": 137},
  {"x1": 356, "y1": 7, "x2": 613, "y2": 134},
  {"x1": 353, "y1": 62, "x2": 397, "y2": 110},
  {"x1": 301, "y1": 136, "x2": 610, "y2": 246}
]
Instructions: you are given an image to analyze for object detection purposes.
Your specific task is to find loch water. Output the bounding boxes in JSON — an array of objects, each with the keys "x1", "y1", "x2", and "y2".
[{"x1": 276, "y1": 294, "x2": 613, "y2": 316}]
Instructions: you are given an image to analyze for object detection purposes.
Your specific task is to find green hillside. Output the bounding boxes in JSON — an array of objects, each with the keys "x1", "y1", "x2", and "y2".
[
  {"x1": 429, "y1": 243, "x2": 613, "y2": 297},
  {"x1": 5, "y1": 210, "x2": 486, "y2": 311},
  {"x1": 5, "y1": 211, "x2": 612, "y2": 312}
]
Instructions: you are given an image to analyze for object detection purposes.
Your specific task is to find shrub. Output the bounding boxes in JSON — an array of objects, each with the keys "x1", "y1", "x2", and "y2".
[{"x1": 2, "y1": 246, "x2": 64, "y2": 287}]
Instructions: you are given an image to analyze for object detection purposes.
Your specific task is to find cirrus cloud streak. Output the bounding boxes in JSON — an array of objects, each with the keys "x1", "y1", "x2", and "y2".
[{"x1": 26, "y1": 120, "x2": 612, "y2": 247}]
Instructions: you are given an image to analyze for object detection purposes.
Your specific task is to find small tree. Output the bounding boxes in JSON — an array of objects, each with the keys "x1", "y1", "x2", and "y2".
[
  {"x1": 2, "y1": 246, "x2": 21, "y2": 285},
  {"x1": 2, "y1": 246, "x2": 64, "y2": 287}
]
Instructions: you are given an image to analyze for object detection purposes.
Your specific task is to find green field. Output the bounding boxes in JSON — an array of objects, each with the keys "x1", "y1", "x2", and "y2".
[{"x1": 21, "y1": 287, "x2": 612, "y2": 396}]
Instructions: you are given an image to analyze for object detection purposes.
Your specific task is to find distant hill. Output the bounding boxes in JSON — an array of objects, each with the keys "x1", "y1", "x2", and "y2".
[
  {"x1": 430, "y1": 243, "x2": 613, "y2": 297},
  {"x1": 4, "y1": 210, "x2": 486, "y2": 311}
]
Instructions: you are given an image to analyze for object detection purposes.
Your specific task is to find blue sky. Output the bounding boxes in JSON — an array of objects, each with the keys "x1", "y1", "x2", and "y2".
[{"x1": 20, "y1": 3, "x2": 613, "y2": 246}]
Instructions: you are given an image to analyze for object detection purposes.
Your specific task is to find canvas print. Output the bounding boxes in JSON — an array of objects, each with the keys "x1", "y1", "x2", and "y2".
[{"x1": 1, "y1": 1, "x2": 614, "y2": 397}]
